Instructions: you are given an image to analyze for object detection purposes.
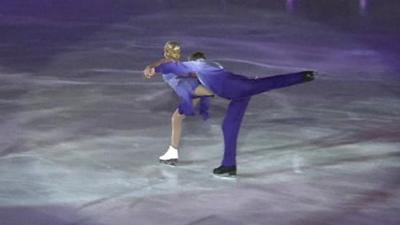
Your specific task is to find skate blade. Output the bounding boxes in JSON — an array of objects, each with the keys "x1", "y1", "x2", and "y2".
[
  {"x1": 212, "y1": 173, "x2": 237, "y2": 180},
  {"x1": 159, "y1": 159, "x2": 178, "y2": 166}
]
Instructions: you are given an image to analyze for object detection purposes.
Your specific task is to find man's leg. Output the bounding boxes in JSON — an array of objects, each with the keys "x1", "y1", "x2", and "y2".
[
  {"x1": 214, "y1": 97, "x2": 251, "y2": 175},
  {"x1": 227, "y1": 71, "x2": 314, "y2": 99}
]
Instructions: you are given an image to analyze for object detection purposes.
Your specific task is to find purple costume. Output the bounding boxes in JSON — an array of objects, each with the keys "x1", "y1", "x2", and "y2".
[
  {"x1": 156, "y1": 60, "x2": 310, "y2": 167},
  {"x1": 161, "y1": 73, "x2": 211, "y2": 120}
]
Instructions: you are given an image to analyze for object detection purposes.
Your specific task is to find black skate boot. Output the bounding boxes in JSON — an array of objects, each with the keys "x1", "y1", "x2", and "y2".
[
  {"x1": 213, "y1": 165, "x2": 237, "y2": 176},
  {"x1": 303, "y1": 71, "x2": 315, "y2": 82}
]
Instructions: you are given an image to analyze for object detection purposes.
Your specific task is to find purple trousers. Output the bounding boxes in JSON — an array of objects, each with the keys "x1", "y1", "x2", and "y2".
[{"x1": 220, "y1": 71, "x2": 307, "y2": 166}]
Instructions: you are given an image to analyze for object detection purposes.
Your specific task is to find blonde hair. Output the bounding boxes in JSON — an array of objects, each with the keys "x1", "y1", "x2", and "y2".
[{"x1": 163, "y1": 41, "x2": 181, "y2": 60}]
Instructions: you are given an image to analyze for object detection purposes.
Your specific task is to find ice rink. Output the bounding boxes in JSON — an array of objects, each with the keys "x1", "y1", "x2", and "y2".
[{"x1": 0, "y1": 1, "x2": 399, "y2": 224}]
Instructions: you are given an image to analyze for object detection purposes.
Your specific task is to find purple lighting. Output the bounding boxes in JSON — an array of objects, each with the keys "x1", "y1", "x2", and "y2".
[
  {"x1": 359, "y1": 0, "x2": 368, "y2": 15},
  {"x1": 286, "y1": 0, "x2": 295, "y2": 13}
]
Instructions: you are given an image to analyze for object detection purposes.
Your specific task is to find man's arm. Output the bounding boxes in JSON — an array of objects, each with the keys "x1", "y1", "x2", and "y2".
[
  {"x1": 154, "y1": 61, "x2": 200, "y2": 77},
  {"x1": 148, "y1": 58, "x2": 173, "y2": 68}
]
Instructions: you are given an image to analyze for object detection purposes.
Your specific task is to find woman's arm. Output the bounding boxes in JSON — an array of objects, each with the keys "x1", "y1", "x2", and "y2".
[{"x1": 143, "y1": 58, "x2": 174, "y2": 78}]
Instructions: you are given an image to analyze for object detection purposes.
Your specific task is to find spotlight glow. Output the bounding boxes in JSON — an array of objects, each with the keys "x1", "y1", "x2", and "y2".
[
  {"x1": 286, "y1": 0, "x2": 295, "y2": 13},
  {"x1": 359, "y1": 0, "x2": 368, "y2": 15}
]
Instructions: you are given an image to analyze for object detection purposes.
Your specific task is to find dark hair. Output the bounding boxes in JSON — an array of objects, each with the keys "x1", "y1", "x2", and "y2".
[{"x1": 189, "y1": 51, "x2": 206, "y2": 61}]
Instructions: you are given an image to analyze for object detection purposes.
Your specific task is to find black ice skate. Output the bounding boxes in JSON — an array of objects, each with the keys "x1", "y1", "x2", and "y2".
[
  {"x1": 303, "y1": 71, "x2": 315, "y2": 82},
  {"x1": 213, "y1": 165, "x2": 237, "y2": 176}
]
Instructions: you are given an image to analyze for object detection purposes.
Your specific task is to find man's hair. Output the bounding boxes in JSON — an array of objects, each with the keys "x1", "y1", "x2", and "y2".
[{"x1": 189, "y1": 51, "x2": 206, "y2": 61}]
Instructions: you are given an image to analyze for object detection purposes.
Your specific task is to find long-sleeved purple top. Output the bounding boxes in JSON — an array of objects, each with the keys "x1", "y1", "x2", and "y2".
[
  {"x1": 155, "y1": 60, "x2": 226, "y2": 119},
  {"x1": 156, "y1": 59, "x2": 226, "y2": 95}
]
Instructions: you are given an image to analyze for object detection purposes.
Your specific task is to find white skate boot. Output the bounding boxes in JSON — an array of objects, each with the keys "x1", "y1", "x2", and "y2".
[{"x1": 159, "y1": 146, "x2": 179, "y2": 166}]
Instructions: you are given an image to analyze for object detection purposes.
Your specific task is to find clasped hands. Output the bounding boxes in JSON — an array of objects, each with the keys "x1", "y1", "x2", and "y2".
[
  {"x1": 143, "y1": 59, "x2": 197, "y2": 79},
  {"x1": 143, "y1": 58, "x2": 174, "y2": 79},
  {"x1": 143, "y1": 66, "x2": 156, "y2": 79}
]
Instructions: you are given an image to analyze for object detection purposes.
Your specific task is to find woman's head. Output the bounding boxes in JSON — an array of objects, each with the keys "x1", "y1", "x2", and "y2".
[{"x1": 163, "y1": 41, "x2": 181, "y2": 60}]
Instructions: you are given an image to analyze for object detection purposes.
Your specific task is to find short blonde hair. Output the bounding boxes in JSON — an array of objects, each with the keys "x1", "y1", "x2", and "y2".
[{"x1": 163, "y1": 41, "x2": 181, "y2": 60}]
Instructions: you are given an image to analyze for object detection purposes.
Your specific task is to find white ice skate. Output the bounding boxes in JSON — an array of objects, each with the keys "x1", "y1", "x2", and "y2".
[{"x1": 159, "y1": 146, "x2": 179, "y2": 166}]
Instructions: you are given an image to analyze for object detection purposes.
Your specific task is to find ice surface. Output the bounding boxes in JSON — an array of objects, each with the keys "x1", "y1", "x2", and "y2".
[{"x1": 0, "y1": 1, "x2": 399, "y2": 225}]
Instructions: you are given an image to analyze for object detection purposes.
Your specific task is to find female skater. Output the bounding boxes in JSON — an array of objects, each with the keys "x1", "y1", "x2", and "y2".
[{"x1": 144, "y1": 41, "x2": 214, "y2": 165}]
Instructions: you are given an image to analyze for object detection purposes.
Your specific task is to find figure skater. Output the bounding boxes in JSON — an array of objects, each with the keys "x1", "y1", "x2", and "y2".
[{"x1": 144, "y1": 41, "x2": 214, "y2": 166}]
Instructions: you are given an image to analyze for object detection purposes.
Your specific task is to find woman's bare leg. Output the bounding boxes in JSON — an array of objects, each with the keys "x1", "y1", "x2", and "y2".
[
  {"x1": 170, "y1": 109, "x2": 186, "y2": 149},
  {"x1": 170, "y1": 98, "x2": 200, "y2": 148},
  {"x1": 194, "y1": 85, "x2": 214, "y2": 96}
]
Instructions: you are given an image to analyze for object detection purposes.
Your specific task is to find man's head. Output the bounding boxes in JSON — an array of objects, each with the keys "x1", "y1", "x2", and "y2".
[
  {"x1": 163, "y1": 41, "x2": 181, "y2": 60},
  {"x1": 189, "y1": 51, "x2": 206, "y2": 61}
]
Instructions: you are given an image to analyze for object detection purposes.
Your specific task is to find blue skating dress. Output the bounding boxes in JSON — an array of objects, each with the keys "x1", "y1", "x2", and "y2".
[{"x1": 161, "y1": 72, "x2": 211, "y2": 120}]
